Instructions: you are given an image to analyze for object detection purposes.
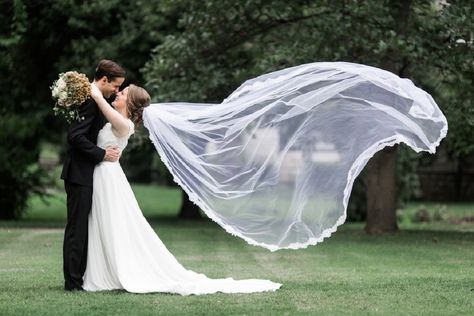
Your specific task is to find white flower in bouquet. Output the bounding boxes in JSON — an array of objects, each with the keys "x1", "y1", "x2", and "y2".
[{"x1": 51, "y1": 71, "x2": 91, "y2": 123}]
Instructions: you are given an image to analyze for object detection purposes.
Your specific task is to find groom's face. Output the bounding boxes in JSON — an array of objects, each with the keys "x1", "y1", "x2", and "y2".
[{"x1": 99, "y1": 76, "x2": 125, "y2": 98}]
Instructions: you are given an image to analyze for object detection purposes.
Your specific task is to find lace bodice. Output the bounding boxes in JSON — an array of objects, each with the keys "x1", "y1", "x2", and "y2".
[{"x1": 97, "y1": 120, "x2": 134, "y2": 152}]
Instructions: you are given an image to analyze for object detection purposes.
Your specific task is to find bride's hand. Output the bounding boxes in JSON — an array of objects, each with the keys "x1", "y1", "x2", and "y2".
[{"x1": 90, "y1": 83, "x2": 103, "y2": 101}]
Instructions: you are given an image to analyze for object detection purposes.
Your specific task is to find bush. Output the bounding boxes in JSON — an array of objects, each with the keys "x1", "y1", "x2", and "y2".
[{"x1": 0, "y1": 114, "x2": 45, "y2": 219}]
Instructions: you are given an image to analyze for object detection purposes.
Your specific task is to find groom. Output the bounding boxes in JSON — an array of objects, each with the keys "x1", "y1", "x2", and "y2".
[{"x1": 60, "y1": 59, "x2": 126, "y2": 291}]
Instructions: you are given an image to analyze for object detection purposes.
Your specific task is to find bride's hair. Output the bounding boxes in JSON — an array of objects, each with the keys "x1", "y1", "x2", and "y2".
[{"x1": 126, "y1": 84, "x2": 151, "y2": 126}]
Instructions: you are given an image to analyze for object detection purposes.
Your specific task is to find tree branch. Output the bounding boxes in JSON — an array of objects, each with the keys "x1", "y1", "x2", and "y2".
[{"x1": 199, "y1": 9, "x2": 331, "y2": 58}]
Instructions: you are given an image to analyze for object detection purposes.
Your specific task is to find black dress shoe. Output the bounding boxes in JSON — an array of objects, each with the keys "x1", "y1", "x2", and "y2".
[{"x1": 64, "y1": 286, "x2": 84, "y2": 292}]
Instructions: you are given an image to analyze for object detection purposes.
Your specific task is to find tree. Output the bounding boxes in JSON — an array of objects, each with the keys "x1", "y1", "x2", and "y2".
[
  {"x1": 143, "y1": 0, "x2": 474, "y2": 226},
  {"x1": 0, "y1": 0, "x2": 178, "y2": 219},
  {"x1": 365, "y1": 0, "x2": 413, "y2": 234},
  {"x1": 0, "y1": 0, "x2": 45, "y2": 219}
]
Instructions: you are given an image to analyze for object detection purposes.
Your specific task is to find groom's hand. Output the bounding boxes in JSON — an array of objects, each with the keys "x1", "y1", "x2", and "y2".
[{"x1": 104, "y1": 145, "x2": 120, "y2": 162}]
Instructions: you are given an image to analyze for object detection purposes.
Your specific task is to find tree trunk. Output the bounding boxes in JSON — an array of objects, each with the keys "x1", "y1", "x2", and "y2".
[
  {"x1": 178, "y1": 189, "x2": 202, "y2": 219},
  {"x1": 365, "y1": 145, "x2": 399, "y2": 233},
  {"x1": 364, "y1": 0, "x2": 411, "y2": 233},
  {"x1": 0, "y1": 208, "x2": 15, "y2": 220}
]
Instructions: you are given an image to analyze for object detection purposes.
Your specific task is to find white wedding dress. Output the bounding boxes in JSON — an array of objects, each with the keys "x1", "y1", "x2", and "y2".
[{"x1": 82, "y1": 121, "x2": 281, "y2": 295}]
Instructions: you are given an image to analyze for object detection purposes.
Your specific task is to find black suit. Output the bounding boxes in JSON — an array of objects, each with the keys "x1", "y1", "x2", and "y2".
[{"x1": 60, "y1": 98, "x2": 106, "y2": 290}]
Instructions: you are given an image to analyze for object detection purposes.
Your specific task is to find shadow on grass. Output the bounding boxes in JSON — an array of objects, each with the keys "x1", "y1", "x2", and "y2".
[
  {"x1": 1, "y1": 217, "x2": 473, "y2": 246},
  {"x1": 0, "y1": 215, "x2": 212, "y2": 229},
  {"x1": 389, "y1": 228, "x2": 474, "y2": 243}
]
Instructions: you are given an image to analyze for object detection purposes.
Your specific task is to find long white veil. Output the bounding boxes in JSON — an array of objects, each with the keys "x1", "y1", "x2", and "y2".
[{"x1": 143, "y1": 62, "x2": 448, "y2": 251}]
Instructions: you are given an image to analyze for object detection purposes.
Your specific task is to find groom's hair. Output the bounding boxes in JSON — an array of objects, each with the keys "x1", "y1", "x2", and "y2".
[{"x1": 94, "y1": 59, "x2": 126, "y2": 82}]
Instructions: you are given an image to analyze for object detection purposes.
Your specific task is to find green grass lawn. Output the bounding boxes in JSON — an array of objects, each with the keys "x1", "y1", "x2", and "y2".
[{"x1": 0, "y1": 185, "x2": 473, "y2": 315}]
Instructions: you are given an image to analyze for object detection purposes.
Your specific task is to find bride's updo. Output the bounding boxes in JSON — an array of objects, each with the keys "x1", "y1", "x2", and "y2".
[{"x1": 127, "y1": 84, "x2": 151, "y2": 125}]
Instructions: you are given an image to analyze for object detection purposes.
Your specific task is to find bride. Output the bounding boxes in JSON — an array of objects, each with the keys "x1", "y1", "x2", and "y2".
[{"x1": 82, "y1": 83, "x2": 281, "y2": 294}]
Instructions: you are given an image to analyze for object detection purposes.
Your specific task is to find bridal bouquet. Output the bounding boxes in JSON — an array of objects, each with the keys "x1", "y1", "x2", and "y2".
[{"x1": 51, "y1": 71, "x2": 91, "y2": 123}]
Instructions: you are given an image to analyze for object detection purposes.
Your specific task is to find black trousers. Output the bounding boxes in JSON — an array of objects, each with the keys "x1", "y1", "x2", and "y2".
[{"x1": 63, "y1": 181, "x2": 92, "y2": 290}]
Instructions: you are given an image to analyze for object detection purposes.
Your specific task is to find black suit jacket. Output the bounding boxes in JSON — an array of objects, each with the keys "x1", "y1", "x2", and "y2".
[{"x1": 61, "y1": 98, "x2": 106, "y2": 187}]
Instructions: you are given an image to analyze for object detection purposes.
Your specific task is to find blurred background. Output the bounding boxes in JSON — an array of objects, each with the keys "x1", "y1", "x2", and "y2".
[{"x1": 0, "y1": 0, "x2": 473, "y2": 231}]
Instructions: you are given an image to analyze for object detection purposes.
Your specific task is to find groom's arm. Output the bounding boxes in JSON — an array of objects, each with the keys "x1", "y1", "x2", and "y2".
[{"x1": 67, "y1": 99, "x2": 105, "y2": 164}]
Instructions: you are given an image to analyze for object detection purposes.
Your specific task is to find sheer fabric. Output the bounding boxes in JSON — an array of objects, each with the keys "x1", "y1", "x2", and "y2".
[{"x1": 143, "y1": 62, "x2": 447, "y2": 251}]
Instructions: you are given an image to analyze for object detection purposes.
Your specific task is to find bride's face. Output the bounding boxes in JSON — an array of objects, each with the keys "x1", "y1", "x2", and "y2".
[{"x1": 112, "y1": 87, "x2": 129, "y2": 111}]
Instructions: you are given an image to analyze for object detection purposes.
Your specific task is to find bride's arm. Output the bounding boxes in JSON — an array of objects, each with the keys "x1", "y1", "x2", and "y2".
[{"x1": 90, "y1": 83, "x2": 129, "y2": 137}]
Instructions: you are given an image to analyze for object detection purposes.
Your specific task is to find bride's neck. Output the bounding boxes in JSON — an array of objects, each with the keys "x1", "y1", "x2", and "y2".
[{"x1": 117, "y1": 107, "x2": 129, "y2": 119}]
